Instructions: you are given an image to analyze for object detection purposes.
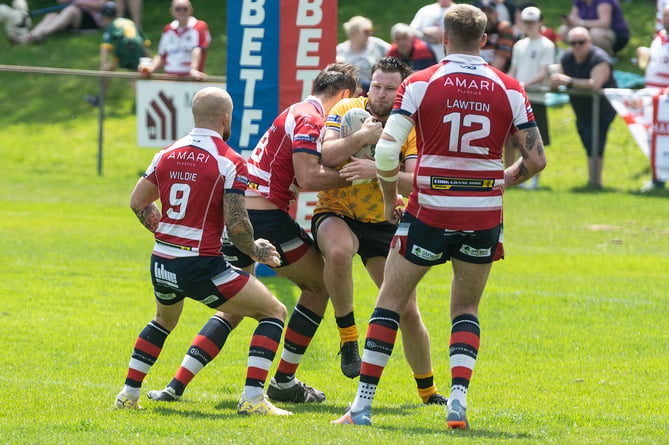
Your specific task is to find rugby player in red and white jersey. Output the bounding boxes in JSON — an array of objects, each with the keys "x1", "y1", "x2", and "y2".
[
  {"x1": 114, "y1": 87, "x2": 295, "y2": 416},
  {"x1": 140, "y1": 0, "x2": 210, "y2": 80},
  {"x1": 145, "y1": 64, "x2": 360, "y2": 406},
  {"x1": 334, "y1": 4, "x2": 546, "y2": 428}
]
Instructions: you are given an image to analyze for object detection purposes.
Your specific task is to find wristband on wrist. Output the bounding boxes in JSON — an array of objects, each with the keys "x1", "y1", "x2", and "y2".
[{"x1": 567, "y1": 78, "x2": 574, "y2": 88}]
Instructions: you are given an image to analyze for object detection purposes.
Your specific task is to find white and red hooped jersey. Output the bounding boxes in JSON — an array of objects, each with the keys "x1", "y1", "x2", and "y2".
[
  {"x1": 144, "y1": 128, "x2": 249, "y2": 258},
  {"x1": 394, "y1": 54, "x2": 536, "y2": 231},
  {"x1": 245, "y1": 96, "x2": 325, "y2": 212},
  {"x1": 157, "y1": 17, "x2": 210, "y2": 74}
]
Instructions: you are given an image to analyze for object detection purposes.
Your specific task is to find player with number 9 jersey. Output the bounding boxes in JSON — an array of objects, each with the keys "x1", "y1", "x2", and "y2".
[
  {"x1": 144, "y1": 129, "x2": 249, "y2": 258},
  {"x1": 394, "y1": 54, "x2": 536, "y2": 231}
]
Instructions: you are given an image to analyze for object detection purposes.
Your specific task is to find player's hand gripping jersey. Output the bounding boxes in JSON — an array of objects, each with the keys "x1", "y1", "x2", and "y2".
[
  {"x1": 144, "y1": 129, "x2": 249, "y2": 258},
  {"x1": 245, "y1": 96, "x2": 326, "y2": 213},
  {"x1": 317, "y1": 96, "x2": 417, "y2": 223},
  {"x1": 395, "y1": 54, "x2": 536, "y2": 230}
]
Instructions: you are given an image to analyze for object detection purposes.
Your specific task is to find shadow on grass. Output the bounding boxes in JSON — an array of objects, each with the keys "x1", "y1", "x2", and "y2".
[{"x1": 154, "y1": 399, "x2": 531, "y2": 439}]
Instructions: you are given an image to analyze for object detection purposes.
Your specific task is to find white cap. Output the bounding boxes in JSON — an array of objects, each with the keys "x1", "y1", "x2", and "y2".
[{"x1": 521, "y1": 6, "x2": 542, "y2": 22}]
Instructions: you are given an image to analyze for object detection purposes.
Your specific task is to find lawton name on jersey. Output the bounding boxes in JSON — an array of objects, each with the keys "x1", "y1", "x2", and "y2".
[{"x1": 445, "y1": 99, "x2": 491, "y2": 113}]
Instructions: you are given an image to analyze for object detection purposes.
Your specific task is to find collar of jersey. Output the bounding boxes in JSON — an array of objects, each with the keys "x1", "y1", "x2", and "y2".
[
  {"x1": 190, "y1": 128, "x2": 223, "y2": 139},
  {"x1": 444, "y1": 53, "x2": 486, "y2": 65}
]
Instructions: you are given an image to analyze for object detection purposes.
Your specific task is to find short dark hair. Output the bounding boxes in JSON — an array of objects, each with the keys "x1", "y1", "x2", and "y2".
[
  {"x1": 371, "y1": 57, "x2": 413, "y2": 81},
  {"x1": 313, "y1": 63, "x2": 359, "y2": 97}
]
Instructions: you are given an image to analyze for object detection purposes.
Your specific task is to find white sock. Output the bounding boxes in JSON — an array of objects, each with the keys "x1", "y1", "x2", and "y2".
[{"x1": 350, "y1": 381, "x2": 376, "y2": 412}]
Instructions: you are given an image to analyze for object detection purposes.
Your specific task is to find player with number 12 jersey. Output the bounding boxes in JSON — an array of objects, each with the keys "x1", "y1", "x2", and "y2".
[{"x1": 394, "y1": 53, "x2": 536, "y2": 231}]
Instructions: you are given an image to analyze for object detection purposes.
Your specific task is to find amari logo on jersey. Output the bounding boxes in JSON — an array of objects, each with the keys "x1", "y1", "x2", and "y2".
[
  {"x1": 459, "y1": 244, "x2": 491, "y2": 258},
  {"x1": 411, "y1": 245, "x2": 442, "y2": 261}
]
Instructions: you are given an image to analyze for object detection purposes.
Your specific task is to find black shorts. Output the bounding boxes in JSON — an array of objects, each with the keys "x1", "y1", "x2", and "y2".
[
  {"x1": 391, "y1": 212, "x2": 504, "y2": 266},
  {"x1": 221, "y1": 209, "x2": 313, "y2": 268},
  {"x1": 150, "y1": 255, "x2": 250, "y2": 308},
  {"x1": 311, "y1": 212, "x2": 397, "y2": 265},
  {"x1": 531, "y1": 102, "x2": 550, "y2": 146}
]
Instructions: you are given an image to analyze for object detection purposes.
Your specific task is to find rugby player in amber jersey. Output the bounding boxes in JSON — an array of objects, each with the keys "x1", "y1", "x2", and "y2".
[
  {"x1": 334, "y1": 4, "x2": 546, "y2": 428},
  {"x1": 114, "y1": 87, "x2": 293, "y2": 416},
  {"x1": 146, "y1": 64, "x2": 360, "y2": 405},
  {"x1": 313, "y1": 57, "x2": 448, "y2": 406}
]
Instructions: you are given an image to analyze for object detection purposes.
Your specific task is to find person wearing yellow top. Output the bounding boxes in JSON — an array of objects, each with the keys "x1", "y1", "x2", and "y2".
[{"x1": 312, "y1": 57, "x2": 447, "y2": 405}]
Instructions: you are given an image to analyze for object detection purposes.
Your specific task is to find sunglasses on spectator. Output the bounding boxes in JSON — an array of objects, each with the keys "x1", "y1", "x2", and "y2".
[
  {"x1": 569, "y1": 40, "x2": 587, "y2": 46},
  {"x1": 173, "y1": 6, "x2": 189, "y2": 12}
]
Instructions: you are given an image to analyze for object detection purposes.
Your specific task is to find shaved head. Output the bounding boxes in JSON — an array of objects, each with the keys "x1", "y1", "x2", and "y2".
[{"x1": 192, "y1": 87, "x2": 233, "y2": 140}]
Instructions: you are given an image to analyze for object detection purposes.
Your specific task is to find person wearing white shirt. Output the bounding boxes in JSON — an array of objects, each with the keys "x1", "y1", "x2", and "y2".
[
  {"x1": 409, "y1": 0, "x2": 454, "y2": 60},
  {"x1": 507, "y1": 6, "x2": 554, "y2": 189}
]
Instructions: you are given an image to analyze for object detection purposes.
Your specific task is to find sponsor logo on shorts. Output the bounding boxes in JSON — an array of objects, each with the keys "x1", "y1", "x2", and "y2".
[
  {"x1": 201, "y1": 295, "x2": 219, "y2": 306},
  {"x1": 411, "y1": 245, "x2": 443, "y2": 261},
  {"x1": 154, "y1": 262, "x2": 178, "y2": 288},
  {"x1": 459, "y1": 244, "x2": 491, "y2": 258},
  {"x1": 155, "y1": 291, "x2": 178, "y2": 300}
]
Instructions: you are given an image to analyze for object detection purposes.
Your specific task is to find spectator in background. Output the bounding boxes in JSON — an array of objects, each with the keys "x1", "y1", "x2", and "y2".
[
  {"x1": 336, "y1": 16, "x2": 390, "y2": 94},
  {"x1": 140, "y1": 0, "x2": 210, "y2": 80},
  {"x1": 637, "y1": 3, "x2": 669, "y2": 191},
  {"x1": 507, "y1": 6, "x2": 555, "y2": 189},
  {"x1": 386, "y1": 23, "x2": 437, "y2": 70},
  {"x1": 85, "y1": 1, "x2": 150, "y2": 106},
  {"x1": 550, "y1": 27, "x2": 618, "y2": 190},
  {"x1": 495, "y1": 0, "x2": 516, "y2": 24},
  {"x1": 473, "y1": 0, "x2": 517, "y2": 72},
  {"x1": 513, "y1": 1, "x2": 558, "y2": 42},
  {"x1": 656, "y1": 0, "x2": 669, "y2": 31},
  {"x1": 116, "y1": 0, "x2": 142, "y2": 29},
  {"x1": 409, "y1": 0, "x2": 454, "y2": 60},
  {"x1": 559, "y1": 0, "x2": 630, "y2": 57},
  {"x1": 13, "y1": 0, "x2": 107, "y2": 44}
]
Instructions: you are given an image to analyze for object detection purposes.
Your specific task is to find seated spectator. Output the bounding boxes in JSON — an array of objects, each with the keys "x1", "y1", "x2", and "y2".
[
  {"x1": 336, "y1": 16, "x2": 390, "y2": 94},
  {"x1": 559, "y1": 0, "x2": 629, "y2": 56},
  {"x1": 386, "y1": 23, "x2": 438, "y2": 70},
  {"x1": 14, "y1": 0, "x2": 107, "y2": 44},
  {"x1": 513, "y1": 1, "x2": 558, "y2": 42},
  {"x1": 638, "y1": 3, "x2": 669, "y2": 190},
  {"x1": 116, "y1": 0, "x2": 142, "y2": 29},
  {"x1": 409, "y1": 0, "x2": 454, "y2": 60},
  {"x1": 140, "y1": 0, "x2": 210, "y2": 80},
  {"x1": 549, "y1": 27, "x2": 618, "y2": 190},
  {"x1": 473, "y1": 0, "x2": 517, "y2": 72},
  {"x1": 507, "y1": 6, "x2": 555, "y2": 189},
  {"x1": 85, "y1": 1, "x2": 149, "y2": 105}
]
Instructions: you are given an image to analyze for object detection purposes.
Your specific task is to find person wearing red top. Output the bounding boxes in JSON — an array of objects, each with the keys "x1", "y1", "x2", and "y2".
[
  {"x1": 140, "y1": 0, "x2": 210, "y2": 80},
  {"x1": 334, "y1": 4, "x2": 546, "y2": 428},
  {"x1": 386, "y1": 23, "x2": 438, "y2": 70},
  {"x1": 114, "y1": 87, "x2": 294, "y2": 417},
  {"x1": 474, "y1": 0, "x2": 518, "y2": 72}
]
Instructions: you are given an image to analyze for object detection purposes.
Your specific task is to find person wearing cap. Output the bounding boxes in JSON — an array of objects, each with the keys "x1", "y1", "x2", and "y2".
[
  {"x1": 473, "y1": 0, "x2": 517, "y2": 72},
  {"x1": 336, "y1": 16, "x2": 390, "y2": 94},
  {"x1": 386, "y1": 23, "x2": 437, "y2": 71},
  {"x1": 409, "y1": 0, "x2": 455, "y2": 60},
  {"x1": 13, "y1": 0, "x2": 108, "y2": 44},
  {"x1": 85, "y1": 2, "x2": 150, "y2": 106},
  {"x1": 512, "y1": 1, "x2": 558, "y2": 42},
  {"x1": 507, "y1": 6, "x2": 555, "y2": 189}
]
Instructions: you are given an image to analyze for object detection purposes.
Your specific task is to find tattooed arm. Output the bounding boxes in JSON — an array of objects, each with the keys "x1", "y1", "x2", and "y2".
[
  {"x1": 504, "y1": 126, "x2": 547, "y2": 188},
  {"x1": 224, "y1": 192, "x2": 280, "y2": 266},
  {"x1": 130, "y1": 177, "x2": 161, "y2": 233}
]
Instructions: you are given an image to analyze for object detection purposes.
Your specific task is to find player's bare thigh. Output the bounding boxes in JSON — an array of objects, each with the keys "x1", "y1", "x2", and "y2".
[
  {"x1": 375, "y1": 245, "x2": 430, "y2": 314},
  {"x1": 449, "y1": 258, "x2": 492, "y2": 318}
]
